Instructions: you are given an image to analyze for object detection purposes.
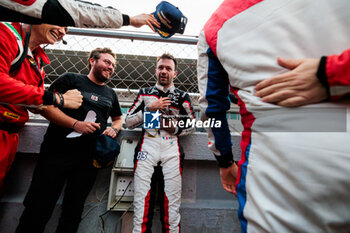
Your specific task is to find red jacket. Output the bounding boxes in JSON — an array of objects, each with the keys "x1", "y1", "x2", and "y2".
[
  {"x1": 0, "y1": 22, "x2": 50, "y2": 126},
  {"x1": 326, "y1": 49, "x2": 350, "y2": 100}
]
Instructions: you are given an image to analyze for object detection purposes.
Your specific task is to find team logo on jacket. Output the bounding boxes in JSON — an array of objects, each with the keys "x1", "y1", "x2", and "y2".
[
  {"x1": 91, "y1": 95, "x2": 98, "y2": 101},
  {"x1": 137, "y1": 151, "x2": 148, "y2": 161},
  {"x1": 144, "y1": 110, "x2": 161, "y2": 129}
]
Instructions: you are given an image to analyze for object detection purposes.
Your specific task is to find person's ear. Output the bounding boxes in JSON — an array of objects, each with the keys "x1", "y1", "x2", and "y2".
[{"x1": 89, "y1": 58, "x2": 96, "y2": 67}]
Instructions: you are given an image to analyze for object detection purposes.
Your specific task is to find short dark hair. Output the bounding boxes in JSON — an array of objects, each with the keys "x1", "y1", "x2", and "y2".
[
  {"x1": 156, "y1": 53, "x2": 177, "y2": 70},
  {"x1": 87, "y1": 47, "x2": 116, "y2": 70}
]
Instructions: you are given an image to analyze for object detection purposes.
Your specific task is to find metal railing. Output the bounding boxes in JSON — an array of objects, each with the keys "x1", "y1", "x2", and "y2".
[
  {"x1": 40, "y1": 29, "x2": 242, "y2": 133},
  {"x1": 44, "y1": 28, "x2": 199, "y2": 103}
]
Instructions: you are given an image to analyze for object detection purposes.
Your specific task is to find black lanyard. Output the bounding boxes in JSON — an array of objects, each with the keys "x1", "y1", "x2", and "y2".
[{"x1": 26, "y1": 55, "x2": 44, "y2": 87}]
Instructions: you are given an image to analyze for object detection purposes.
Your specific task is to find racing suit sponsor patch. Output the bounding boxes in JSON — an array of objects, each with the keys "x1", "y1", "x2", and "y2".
[{"x1": 4, "y1": 112, "x2": 20, "y2": 120}]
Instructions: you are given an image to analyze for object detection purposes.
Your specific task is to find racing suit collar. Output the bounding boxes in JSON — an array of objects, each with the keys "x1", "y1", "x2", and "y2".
[{"x1": 155, "y1": 83, "x2": 175, "y2": 93}]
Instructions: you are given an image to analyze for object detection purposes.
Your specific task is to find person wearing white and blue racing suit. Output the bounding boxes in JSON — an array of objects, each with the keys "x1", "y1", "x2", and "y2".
[{"x1": 198, "y1": 0, "x2": 350, "y2": 232}]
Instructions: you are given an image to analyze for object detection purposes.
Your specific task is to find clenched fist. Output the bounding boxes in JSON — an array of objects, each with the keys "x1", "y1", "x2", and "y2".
[{"x1": 62, "y1": 89, "x2": 83, "y2": 109}]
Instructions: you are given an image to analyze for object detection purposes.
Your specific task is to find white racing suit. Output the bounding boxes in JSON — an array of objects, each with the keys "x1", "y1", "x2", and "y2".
[
  {"x1": 198, "y1": 0, "x2": 350, "y2": 232},
  {"x1": 0, "y1": 0, "x2": 128, "y2": 28},
  {"x1": 125, "y1": 84, "x2": 195, "y2": 233}
]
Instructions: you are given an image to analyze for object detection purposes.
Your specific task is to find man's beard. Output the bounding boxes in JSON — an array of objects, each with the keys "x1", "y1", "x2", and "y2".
[
  {"x1": 93, "y1": 66, "x2": 109, "y2": 83},
  {"x1": 157, "y1": 75, "x2": 171, "y2": 87}
]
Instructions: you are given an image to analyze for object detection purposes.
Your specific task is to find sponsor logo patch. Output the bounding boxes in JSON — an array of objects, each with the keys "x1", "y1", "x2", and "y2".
[{"x1": 4, "y1": 112, "x2": 20, "y2": 120}]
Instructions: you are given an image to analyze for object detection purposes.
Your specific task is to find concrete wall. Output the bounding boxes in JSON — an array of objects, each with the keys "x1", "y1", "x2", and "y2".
[{"x1": 0, "y1": 123, "x2": 242, "y2": 233}]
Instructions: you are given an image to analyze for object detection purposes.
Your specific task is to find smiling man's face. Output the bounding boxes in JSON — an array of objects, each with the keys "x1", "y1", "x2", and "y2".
[
  {"x1": 91, "y1": 53, "x2": 116, "y2": 83},
  {"x1": 31, "y1": 24, "x2": 67, "y2": 45}
]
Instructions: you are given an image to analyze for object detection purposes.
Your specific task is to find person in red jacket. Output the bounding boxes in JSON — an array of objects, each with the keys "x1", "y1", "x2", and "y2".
[
  {"x1": 0, "y1": 22, "x2": 83, "y2": 192},
  {"x1": 255, "y1": 50, "x2": 350, "y2": 106}
]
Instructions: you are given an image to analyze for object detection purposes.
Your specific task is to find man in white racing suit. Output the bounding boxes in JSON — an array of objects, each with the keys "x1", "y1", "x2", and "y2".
[{"x1": 126, "y1": 53, "x2": 195, "y2": 233}]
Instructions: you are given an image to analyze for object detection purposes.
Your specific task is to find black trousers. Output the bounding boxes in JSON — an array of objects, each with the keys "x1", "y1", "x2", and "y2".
[{"x1": 16, "y1": 151, "x2": 98, "y2": 233}]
